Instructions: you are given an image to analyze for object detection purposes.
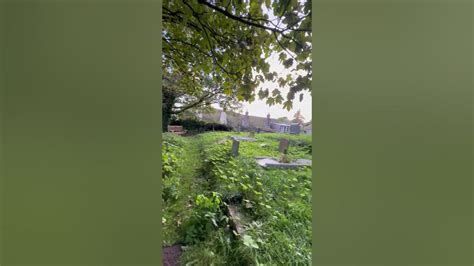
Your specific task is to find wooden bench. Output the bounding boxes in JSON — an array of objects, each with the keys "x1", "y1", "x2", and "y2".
[{"x1": 168, "y1": 125, "x2": 186, "y2": 135}]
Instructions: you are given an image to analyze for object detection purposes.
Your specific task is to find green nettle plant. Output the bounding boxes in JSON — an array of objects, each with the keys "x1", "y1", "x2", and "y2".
[
  {"x1": 182, "y1": 192, "x2": 227, "y2": 245},
  {"x1": 162, "y1": 148, "x2": 178, "y2": 177},
  {"x1": 204, "y1": 148, "x2": 274, "y2": 221},
  {"x1": 163, "y1": 175, "x2": 180, "y2": 202},
  {"x1": 162, "y1": 144, "x2": 178, "y2": 201},
  {"x1": 162, "y1": 134, "x2": 187, "y2": 202}
]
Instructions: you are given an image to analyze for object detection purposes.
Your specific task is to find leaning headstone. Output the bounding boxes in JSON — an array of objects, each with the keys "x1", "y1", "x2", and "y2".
[
  {"x1": 231, "y1": 139, "x2": 240, "y2": 157},
  {"x1": 279, "y1": 138, "x2": 290, "y2": 154},
  {"x1": 227, "y1": 204, "x2": 246, "y2": 235}
]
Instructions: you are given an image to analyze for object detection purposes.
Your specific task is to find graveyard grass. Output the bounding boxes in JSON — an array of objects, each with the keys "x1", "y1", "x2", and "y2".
[{"x1": 162, "y1": 131, "x2": 312, "y2": 265}]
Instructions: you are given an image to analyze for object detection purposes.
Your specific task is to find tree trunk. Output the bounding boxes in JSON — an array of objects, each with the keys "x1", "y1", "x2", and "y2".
[
  {"x1": 163, "y1": 88, "x2": 176, "y2": 132},
  {"x1": 163, "y1": 107, "x2": 172, "y2": 132}
]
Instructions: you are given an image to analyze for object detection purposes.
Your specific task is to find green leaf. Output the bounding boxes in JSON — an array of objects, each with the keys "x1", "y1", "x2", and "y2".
[
  {"x1": 275, "y1": 95, "x2": 284, "y2": 104},
  {"x1": 250, "y1": 0, "x2": 260, "y2": 16},
  {"x1": 283, "y1": 58, "x2": 294, "y2": 68},
  {"x1": 266, "y1": 98, "x2": 275, "y2": 106},
  {"x1": 265, "y1": 0, "x2": 271, "y2": 9},
  {"x1": 242, "y1": 235, "x2": 259, "y2": 249},
  {"x1": 279, "y1": 52, "x2": 287, "y2": 62}
]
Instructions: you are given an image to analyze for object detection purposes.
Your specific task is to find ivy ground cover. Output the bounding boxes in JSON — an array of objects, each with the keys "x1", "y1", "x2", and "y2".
[{"x1": 162, "y1": 132, "x2": 312, "y2": 265}]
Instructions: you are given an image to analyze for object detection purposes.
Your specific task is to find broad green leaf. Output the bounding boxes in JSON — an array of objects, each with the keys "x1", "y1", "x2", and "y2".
[
  {"x1": 242, "y1": 235, "x2": 259, "y2": 249},
  {"x1": 265, "y1": 0, "x2": 271, "y2": 9}
]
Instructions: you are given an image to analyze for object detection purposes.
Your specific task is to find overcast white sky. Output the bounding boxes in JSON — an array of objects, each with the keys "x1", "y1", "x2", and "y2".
[
  {"x1": 213, "y1": 51, "x2": 312, "y2": 121},
  {"x1": 241, "y1": 52, "x2": 312, "y2": 121}
]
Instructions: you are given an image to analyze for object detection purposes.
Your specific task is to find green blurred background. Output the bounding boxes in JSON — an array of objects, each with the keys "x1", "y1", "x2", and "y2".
[
  {"x1": 1, "y1": 1, "x2": 161, "y2": 264},
  {"x1": 0, "y1": 0, "x2": 472, "y2": 265},
  {"x1": 313, "y1": 1, "x2": 472, "y2": 265}
]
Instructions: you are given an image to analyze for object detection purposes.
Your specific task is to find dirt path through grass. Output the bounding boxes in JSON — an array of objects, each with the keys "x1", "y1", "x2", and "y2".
[{"x1": 163, "y1": 136, "x2": 204, "y2": 246}]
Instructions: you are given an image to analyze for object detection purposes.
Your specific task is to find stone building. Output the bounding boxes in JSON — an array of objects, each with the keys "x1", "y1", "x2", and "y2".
[{"x1": 197, "y1": 108, "x2": 302, "y2": 135}]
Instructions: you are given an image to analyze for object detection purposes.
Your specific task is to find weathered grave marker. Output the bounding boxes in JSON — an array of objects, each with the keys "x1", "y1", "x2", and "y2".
[
  {"x1": 255, "y1": 157, "x2": 312, "y2": 169},
  {"x1": 279, "y1": 138, "x2": 290, "y2": 154},
  {"x1": 248, "y1": 131, "x2": 255, "y2": 138},
  {"x1": 227, "y1": 204, "x2": 246, "y2": 235},
  {"x1": 231, "y1": 139, "x2": 240, "y2": 157}
]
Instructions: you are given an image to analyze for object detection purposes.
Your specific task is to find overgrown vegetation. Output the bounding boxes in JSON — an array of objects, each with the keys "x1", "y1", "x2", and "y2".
[
  {"x1": 170, "y1": 118, "x2": 233, "y2": 133},
  {"x1": 162, "y1": 133, "x2": 186, "y2": 202},
  {"x1": 163, "y1": 132, "x2": 312, "y2": 265}
]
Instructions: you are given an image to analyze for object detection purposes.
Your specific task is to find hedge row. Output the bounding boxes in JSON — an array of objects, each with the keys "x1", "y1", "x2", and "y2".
[{"x1": 169, "y1": 119, "x2": 233, "y2": 132}]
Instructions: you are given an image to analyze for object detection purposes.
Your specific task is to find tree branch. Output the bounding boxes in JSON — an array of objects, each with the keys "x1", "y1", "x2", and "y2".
[
  {"x1": 172, "y1": 92, "x2": 215, "y2": 114},
  {"x1": 164, "y1": 37, "x2": 211, "y2": 58},
  {"x1": 273, "y1": 31, "x2": 296, "y2": 61},
  {"x1": 183, "y1": 0, "x2": 238, "y2": 77},
  {"x1": 198, "y1": 0, "x2": 285, "y2": 34},
  {"x1": 197, "y1": 0, "x2": 306, "y2": 48}
]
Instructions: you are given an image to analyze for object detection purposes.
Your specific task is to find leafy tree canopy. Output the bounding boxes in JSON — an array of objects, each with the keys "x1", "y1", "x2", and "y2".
[
  {"x1": 163, "y1": 0, "x2": 312, "y2": 113},
  {"x1": 163, "y1": 69, "x2": 241, "y2": 114},
  {"x1": 277, "y1": 116, "x2": 290, "y2": 123}
]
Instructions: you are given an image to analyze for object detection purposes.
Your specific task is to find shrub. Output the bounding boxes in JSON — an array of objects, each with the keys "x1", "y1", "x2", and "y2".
[
  {"x1": 162, "y1": 134, "x2": 186, "y2": 202},
  {"x1": 181, "y1": 192, "x2": 227, "y2": 245},
  {"x1": 170, "y1": 118, "x2": 233, "y2": 132}
]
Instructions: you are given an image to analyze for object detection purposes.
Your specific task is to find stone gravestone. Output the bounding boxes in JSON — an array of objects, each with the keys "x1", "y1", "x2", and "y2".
[
  {"x1": 232, "y1": 139, "x2": 240, "y2": 157},
  {"x1": 248, "y1": 131, "x2": 255, "y2": 138},
  {"x1": 289, "y1": 123, "x2": 301, "y2": 135},
  {"x1": 227, "y1": 204, "x2": 246, "y2": 235},
  {"x1": 279, "y1": 138, "x2": 290, "y2": 154}
]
